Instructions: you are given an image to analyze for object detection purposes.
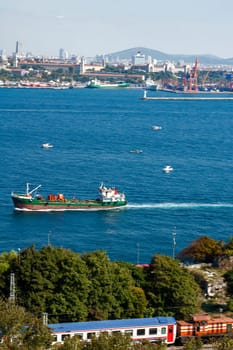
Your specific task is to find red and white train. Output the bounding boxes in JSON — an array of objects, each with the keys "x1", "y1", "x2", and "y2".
[
  {"x1": 49, "y1": 313, "x2": 233, "y2": 345},
  {"x1": 49, "y1": 316, "x2": 176, "y2": 345}
]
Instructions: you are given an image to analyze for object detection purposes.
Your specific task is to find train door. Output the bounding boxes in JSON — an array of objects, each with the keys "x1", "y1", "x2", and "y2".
[
  {"x1": 227, "y1": 324, "x2": 232, "y2": 333},
  {"x1": 167, "y1": 325, "x2": 174, "y2": 343}
]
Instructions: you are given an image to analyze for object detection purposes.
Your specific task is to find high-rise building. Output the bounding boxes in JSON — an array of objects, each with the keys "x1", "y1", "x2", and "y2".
[
  {"x1": 59, "y1": 48, "x2": 68, "y2": 60},
  {"x1": 0, "y1": 49, "x2": 7, "y2": 61},
  {"x1": 15, "y1": 41, "x2": 23, "y2": 56}
]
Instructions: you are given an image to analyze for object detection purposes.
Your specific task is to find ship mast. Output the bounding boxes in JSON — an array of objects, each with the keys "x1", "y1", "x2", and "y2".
[{"x1": 26, "y1": 183, "x2": 42, "y2": 195}]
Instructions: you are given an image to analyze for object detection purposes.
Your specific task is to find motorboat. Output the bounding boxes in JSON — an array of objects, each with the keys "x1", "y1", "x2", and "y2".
[
  {"x1": 152, "y1": 125, "x2": 162, "y2": 130},
  {"x1": 163, "y1": 165, "x2": 173, "y2": 173},
  {"x1": 41, "y1": 143, "x2": 54, "y2": 149},
  {"x1": 129, "y1": 149, "x2": 143, "y2": 154}
]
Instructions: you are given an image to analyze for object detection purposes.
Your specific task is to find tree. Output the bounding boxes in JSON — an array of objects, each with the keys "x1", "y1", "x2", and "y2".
[
  {"x1": 213, "y1": 336, "x2": 233, "y2": 350},
  {"x1": 183, "y1": 337, "x2": 203, "y2": 350},
  {"x1": 52, "y1": 335, "x2": 83, "y2": 350},
  {"x1": 15, "y1": 245, "x2": 90, "y2": 322},
  {"x1": 82, "y1": 251, "x2": 147, "y2": 320},
  {"x1": 222, "y1": 237, "x2": 233, "y2": 255},
  {"x1": 177, "y1": 236, "x2": 223, "y2": 263},
  {"x1": 224, "y1": 270, "x2": 233, "y2": 293},
  {"x1": 0, "y1": 298, "x2": 52, "y2": 349},
  {"x1": 145, "y1": 255, "x2": 200, "y2": 319},
  {"x1": 87, "y1": 332, "x2": 132, "y2": 350}
]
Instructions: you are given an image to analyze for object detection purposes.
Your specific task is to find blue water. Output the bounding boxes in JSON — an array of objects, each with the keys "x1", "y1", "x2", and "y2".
[{"x1": 1, "y1": 87, "x2": 233, "y2": 263}]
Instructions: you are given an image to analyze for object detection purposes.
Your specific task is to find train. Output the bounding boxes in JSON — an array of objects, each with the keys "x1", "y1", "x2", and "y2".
[{"x1": 48, "y1": 313, "x2": 233, "y2": 345}]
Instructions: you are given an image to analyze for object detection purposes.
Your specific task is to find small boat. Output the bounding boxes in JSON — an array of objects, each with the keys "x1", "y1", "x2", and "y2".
[
  {"x1": 163, "y1": 165, "x2": 173, "y2": 173},
  {"x1": 11, "y1": 183, "x2": 127, "y2": 211},
  {"x1": 152, "y1": 125, "x2": 162, "y2": 130},
  {"x1": 41, "y1": 143, "x2": 53, "y2": 149},
  {"x1": 129, "y1": 150, "x2": 143, "y2": 154},
  {"x1": 145, "y1": 79, "x2": 159, "y2": 91},
  {"x1": 86, "y1": 78, "x2": 130, "y2": 89}
]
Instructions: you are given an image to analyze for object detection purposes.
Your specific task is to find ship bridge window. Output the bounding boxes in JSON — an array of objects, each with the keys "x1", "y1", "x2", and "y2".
[
  {"x1": 137, "y1": 329, "x2": 145, "y2": 336},
  {"x1": 149, "y1": 328, "x2": 158, "y2": 335}
]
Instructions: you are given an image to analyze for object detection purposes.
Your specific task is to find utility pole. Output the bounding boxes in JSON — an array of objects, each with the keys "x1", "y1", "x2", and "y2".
[
  {"x1": 172, "y1": 227, "x2": 177, "y2": 259},
  {"x1": 42, "y1": 312, "x2": 48, "y2": 326},
  {"x1": 9, "y1": 273, "x2": 16, "y2": 303},
  {"x1": 136, "y1": 243, "x2": 140, "y2": 265},
  {"x1": 48, "y1": 231, "x2": 51, "y2": 246}
]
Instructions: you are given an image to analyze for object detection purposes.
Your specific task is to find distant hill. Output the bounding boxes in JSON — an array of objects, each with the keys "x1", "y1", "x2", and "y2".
[{"x1": 106, "y1": 47, "x2": 233, "y2": 66}]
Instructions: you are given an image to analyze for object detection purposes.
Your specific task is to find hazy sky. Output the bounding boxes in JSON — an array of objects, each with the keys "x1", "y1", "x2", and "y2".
[{"x1": 1, "y1": 0, "x2": 233, "y2": 58}]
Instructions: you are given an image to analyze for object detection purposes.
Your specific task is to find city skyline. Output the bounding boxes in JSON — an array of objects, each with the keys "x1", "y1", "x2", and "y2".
[{"x1": 0, "y1": 0, "x2": 233, "y2": 58}]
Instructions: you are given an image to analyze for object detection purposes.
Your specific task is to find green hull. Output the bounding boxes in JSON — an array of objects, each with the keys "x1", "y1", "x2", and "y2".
[{"x1": 86, "y1": 82, "x2": 130, "y2": 89}]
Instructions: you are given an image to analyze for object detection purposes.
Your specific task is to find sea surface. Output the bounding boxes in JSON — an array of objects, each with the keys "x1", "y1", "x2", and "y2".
[{"x1": 1, "y1": 87, "x2": 233, "y2": 264}]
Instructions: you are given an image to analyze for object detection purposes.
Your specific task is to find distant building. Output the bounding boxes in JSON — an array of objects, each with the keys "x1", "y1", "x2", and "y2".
[
  {"x1": 15, "y1": 41, "x2": 23, "y2": 56},
  {"x1": 0, "y1": 49, "x2": 8, "y2": 69},
  {"x1": 132, "y1": 52, "x2": 146, "y2": 65},
  {"x1": 95, "y1": 54, "x2": 106, "y2": 64},
  {"x1": 80, "y1": 57, "x2": 86, "y2": 74},
  {"x1": 12, "y1": 53, "x2": 18, "y2": 67},
  {"x1": 59, "y1": 48, "x2": 69, "y2": 61},
  {"x1": 0, "y1": 49, "x2": 7, "y2": 60},
  {"x1": 131, "y1": 63, "x2": 153, "y2": 73},
  {"x1": 165, "y1": 62, "x2": 176, "y2": 73}
]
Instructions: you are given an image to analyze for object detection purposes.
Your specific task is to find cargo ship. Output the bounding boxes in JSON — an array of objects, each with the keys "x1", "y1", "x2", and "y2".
[
  {"x1": 86, "y1": 78, "x2": 130, "y2": 89},
  {"x1": 11, "y1": 183, "x2": 127, "y2": 211}
]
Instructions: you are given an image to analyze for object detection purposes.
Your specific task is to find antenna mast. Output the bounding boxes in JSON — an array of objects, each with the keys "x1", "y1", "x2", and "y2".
[
  {"x1": 172, "y1": 227, "x2": 177, "y2": 259},
  {"x1": 9, "y1": 273, "x2": 16, "y2": 303}
]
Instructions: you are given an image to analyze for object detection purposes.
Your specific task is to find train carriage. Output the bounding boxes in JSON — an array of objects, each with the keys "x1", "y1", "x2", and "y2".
[{"x1": 49, "y1": 316, "x2": 177, "y2": 345}]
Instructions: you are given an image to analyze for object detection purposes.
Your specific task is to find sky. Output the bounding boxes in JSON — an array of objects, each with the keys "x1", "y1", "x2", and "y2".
[{"x1": 0, "y1": 0, "x2": 233, "y2": 58}]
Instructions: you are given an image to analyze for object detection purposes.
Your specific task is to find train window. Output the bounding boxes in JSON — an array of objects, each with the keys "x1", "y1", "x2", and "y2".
[
  {"x1": 74, "y1": 333, "x2": 83, "y2": 339},
  {"x1": 61, "y1": 334, "x2": 70, "y2": 341},
  {"x1": 53, "y1": 335, "x2": 57, "y2": 342},
  {"x1": 87, "y1": 332, "x2": 95, "y2": 339},
  {"x1": 137, "y1": 329, "x2": 145, "y2": 336},
  {"x1": 112, "y1": 331, "x2": 121, "y2": 335},
  {"x1": 149, "y1": 328, "x2": 157, "y2": 335},
  {"x1": 161, "y1": 327, "x2": 166, "y2": 335},
  {"x1": 125, "y1": 330, "x2": 133, "y2": 335}
]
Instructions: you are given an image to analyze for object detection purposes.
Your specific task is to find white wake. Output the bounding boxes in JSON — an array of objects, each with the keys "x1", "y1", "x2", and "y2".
[{"x1": 127, "y1": 202, "x2": 233, "y2": 209}]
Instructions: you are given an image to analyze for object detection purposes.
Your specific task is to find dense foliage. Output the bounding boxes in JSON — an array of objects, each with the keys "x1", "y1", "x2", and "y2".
[
  {"x1": 1, "y1": 240, "x2": 233, "y2": 348},
  {"x1": 177, "y1": 236, "x2": 223, "y2": 263},
  {"x1": 0, "y1": 245, "x2": 202, "y2": 324},
  {"x1": 144, "y1": 255, "x2": 200, "y2": 319},
  {"x1": 0, "y1": 298, "x2": 52, "y2": 349},
  {"x1": 53, "y1": 333, "x2": 167, "y2": 350}
]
